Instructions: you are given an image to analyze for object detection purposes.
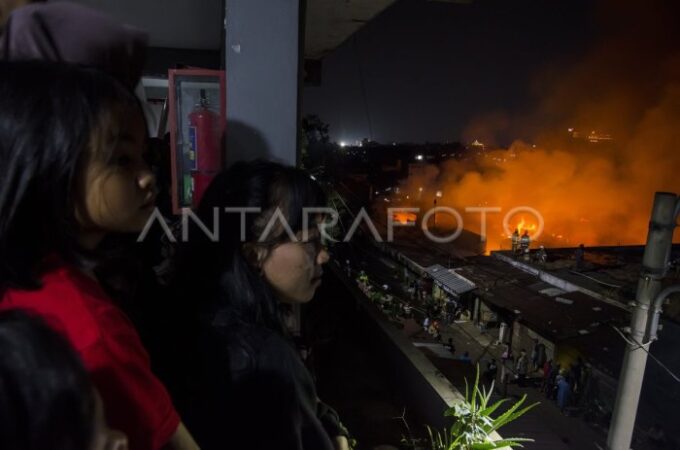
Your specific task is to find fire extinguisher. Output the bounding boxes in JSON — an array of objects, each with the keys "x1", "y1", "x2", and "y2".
[{"x1": 188, "y1": 89, "x2": 222, "y2": 207}]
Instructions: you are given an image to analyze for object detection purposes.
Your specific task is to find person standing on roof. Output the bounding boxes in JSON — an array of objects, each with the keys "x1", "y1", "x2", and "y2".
[
  {"x1": 511, "y1": 228, "x2": 520, "y2": 254},
  {"x1": 536, "y1": 245, "x2": 547, "y2": 264},
  {"x1": 520, "y1": 230, "x2": 530, "y2": 252},
  {"x1": 575, "y1": 244, "x2": 585, "y2": 269}
]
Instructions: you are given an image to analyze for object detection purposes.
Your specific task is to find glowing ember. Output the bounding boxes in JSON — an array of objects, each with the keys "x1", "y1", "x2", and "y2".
[{"x1": 392, "y1": 212, "x2": 418, "y2": 225}]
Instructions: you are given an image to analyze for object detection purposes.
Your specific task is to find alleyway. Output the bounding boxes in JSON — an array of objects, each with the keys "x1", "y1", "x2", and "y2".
[
  {"x1": 331, "y1": 240, "x2": 675, "y2": 450},
  {"x1": 413, "y1": 318, "x2": 607, "y2": 450}
]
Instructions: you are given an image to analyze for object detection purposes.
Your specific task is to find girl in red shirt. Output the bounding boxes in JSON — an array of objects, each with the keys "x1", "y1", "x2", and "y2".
[{"x1": 0, "y1": 61, "x2": 198, "y2": 450}]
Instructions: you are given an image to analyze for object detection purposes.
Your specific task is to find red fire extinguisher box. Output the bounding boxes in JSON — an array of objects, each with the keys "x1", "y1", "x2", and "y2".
[{"x1": 168, "y1": 68, "x2": 226, "y2": 214}]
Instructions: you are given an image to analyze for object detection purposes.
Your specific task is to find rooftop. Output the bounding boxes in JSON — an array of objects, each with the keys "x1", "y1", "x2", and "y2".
[
  {"x1": 425, "y1": 264, "x2": 477, "y2": 297},
  {"x1": 456, "y1": 257, "x2": 629, "y2": 342},
  {"x1": 492, "y1": 244, "x2": 680, "y2": 323}
]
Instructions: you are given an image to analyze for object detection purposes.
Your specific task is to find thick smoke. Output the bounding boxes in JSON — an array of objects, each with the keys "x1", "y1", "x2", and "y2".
[{"x1": 396, "y1": 0, "x2": 680, "y2": 251}]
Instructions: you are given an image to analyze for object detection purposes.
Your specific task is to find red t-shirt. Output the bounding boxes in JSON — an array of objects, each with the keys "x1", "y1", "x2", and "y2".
[{"x1": 0, "y1": 261, "x2": 180, "y2": 450}]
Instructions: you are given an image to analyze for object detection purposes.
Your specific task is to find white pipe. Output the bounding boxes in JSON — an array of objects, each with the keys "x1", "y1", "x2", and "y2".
[{"x1": 646, "y1": 284, "x2": 680, "y2": 342}]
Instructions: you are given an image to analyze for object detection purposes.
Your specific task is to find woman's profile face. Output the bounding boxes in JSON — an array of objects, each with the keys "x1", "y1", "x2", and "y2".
[
  {"x1": 77, "y1": 106, "x2": 157, "y2": 235},
  {"x1": 261, "y1": 225, "x2": 330, "y2": 304}
]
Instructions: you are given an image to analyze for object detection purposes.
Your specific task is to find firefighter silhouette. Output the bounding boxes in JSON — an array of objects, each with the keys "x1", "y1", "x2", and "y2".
[
  {"x1": 519, "y1": 230, "x2": 530, "y2": 252},
  {"x1": 536, "y1": 245, "x2": 547, "y2": 264},
  {"x1": 511, "y1": 229, "x2": 520, "y2": 254},
  {"x1": 575, "y1": 244, "x2": 585, "y2": 269}
]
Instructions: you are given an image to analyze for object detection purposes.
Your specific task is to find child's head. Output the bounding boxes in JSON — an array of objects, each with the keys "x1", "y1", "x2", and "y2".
[
  {"x1": 76, "y1": 96, "x2": 156, "y2": 238},
  {"x1": 0, "y1": 61, "x2": 155, "y2": 290},
  {"x1": 177, "y1": 160, "x2": 329, "y2": 330},
  {"x1": 0, "y1": 310, "x2": 127, "y2": 450}
]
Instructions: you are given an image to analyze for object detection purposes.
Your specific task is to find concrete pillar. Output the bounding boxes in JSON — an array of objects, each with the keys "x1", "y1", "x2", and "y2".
[
  {"x1": 607, "y1": 192, "x2": 678, "y2": 450},
  {"x1": 224, "y1": 0, "x2": 302, "y2": 166}
]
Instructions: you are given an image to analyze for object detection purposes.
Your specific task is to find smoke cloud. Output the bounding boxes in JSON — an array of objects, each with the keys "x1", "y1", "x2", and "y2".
[{"x1": 393, "y1": 0, "x2": 680, "y2": 252}]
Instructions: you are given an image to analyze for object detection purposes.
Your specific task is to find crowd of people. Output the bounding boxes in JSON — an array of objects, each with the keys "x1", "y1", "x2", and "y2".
[
  {"x1": 495, "y1": 341, "x2": 589, "y2": 414},
  {"x1": 0, "y1": 2, "x2": 349, "y2": 450}
]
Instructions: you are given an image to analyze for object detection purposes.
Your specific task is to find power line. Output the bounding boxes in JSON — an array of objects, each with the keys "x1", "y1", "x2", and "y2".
[{"x1": 610, "y1": 324, "x2": 680, "y2": 383}]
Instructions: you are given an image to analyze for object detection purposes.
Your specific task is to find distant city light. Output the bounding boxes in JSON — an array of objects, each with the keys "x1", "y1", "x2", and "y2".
[
  {"x1": 339, "y1": 141, "x2": 347, "y2": 148},
  {"x1": 415, "y1": 154, "x2": 424, "y2": 161}
]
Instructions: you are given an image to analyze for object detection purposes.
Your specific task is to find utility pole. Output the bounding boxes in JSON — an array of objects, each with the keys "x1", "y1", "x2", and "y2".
[{"x1": 607, "y1": 192, "x2": 679, "y2": 450}]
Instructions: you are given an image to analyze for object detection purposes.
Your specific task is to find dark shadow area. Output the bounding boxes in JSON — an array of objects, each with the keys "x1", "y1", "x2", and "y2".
[
  {"x1": 303, "y1": 267, "x2": 427, "y2": 449},
  {"x1": 225, "y1": 119, "x2": 273, "y2": 165}
]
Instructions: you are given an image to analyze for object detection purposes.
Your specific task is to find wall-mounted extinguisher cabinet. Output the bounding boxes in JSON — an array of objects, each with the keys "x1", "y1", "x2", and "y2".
[{"x1": 168, "y1": 69, "x2": 226, "y2": 214}]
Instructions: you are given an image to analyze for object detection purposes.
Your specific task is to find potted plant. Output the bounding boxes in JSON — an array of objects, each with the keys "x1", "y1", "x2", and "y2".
[{"x1": 402, "y1": 366, "x2": 538, "y2": 450}]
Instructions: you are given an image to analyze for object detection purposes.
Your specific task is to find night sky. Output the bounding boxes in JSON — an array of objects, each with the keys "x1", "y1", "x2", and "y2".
[{"x1": 303, "y1": 0, "x2": 597, "y2": 146}]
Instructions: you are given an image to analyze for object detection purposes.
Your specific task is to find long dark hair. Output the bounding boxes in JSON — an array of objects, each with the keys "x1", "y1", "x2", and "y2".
[
  {"x1": 0, "y1": 60, "x2": 139, "y2": 293},
  {"x1": 0, "y1": 309, "x2": 95, "y2": 450},
  {"x1": 173, "y1": 160, "x2": 327, "y2": 334}
]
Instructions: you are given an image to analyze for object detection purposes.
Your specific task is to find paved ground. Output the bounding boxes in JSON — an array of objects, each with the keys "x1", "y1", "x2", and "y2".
[
  {"x1": 330, "y1": 241, "x2": 677, "y2": 449},
  {"x1": 410, "y1": 318, "x2": 607, "y2": 450}
]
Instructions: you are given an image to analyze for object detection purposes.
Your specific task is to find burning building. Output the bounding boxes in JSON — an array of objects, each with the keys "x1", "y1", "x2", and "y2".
[{"x1": 379, "y1": 0, "x2": 680, "y2": 254}]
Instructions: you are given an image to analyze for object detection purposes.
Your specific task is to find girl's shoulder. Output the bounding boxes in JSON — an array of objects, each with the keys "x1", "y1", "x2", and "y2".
[
  {"x1": 214, "y1": 323, "x2": 299, "y2": 376},
  {"x1": 0, "y1": 262, "x2": 128, "y2": 352}
]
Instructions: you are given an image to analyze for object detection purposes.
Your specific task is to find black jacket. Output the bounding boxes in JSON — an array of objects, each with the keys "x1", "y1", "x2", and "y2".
[{"x1": 187, "y1": 322, "x2": 345, "y2": 450}]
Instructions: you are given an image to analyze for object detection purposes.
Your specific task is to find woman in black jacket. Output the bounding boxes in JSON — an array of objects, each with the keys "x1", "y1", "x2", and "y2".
[{"x1": 171, "y1": 160, "x2": 349, "y2": 450}]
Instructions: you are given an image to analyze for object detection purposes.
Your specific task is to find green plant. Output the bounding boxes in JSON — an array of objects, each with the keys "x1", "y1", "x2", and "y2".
[{"x1": 430, "y1": 365, "x2": 538, "y2": 450}]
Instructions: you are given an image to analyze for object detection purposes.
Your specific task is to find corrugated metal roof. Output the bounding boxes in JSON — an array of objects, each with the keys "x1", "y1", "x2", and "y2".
[{"x1": 425, "y1": 264, "x2": 476, "y2": 296}]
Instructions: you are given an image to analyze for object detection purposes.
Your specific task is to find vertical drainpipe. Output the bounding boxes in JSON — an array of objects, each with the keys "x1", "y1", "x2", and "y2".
[
  {"x1": 607, "y1": 192, "x2": 678, "y2": 450},
  {"x1": 289, "y1": 0, "x2": 306, "y2": 336},
  {"x1": 296, "y1": 0, "x2": 307, "y2": 168}
]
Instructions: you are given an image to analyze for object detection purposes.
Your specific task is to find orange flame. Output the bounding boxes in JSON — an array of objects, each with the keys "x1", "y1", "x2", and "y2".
[
  {"x1": 377, "y1": 3, "x2": 680, "y2": 255},
  {"x1": 392, "y1": 212, "x2": 417, "y2": 225},
  {"x1": 512, "y1": 216, "x2": 537, "y2": 237}
]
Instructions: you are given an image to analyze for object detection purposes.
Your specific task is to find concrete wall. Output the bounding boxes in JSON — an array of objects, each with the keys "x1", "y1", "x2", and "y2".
[
  {"x1": 224, "y1": 0, "x2": 301, "y2": 166},
  {"x1": 331, "y1": 264, "x2": 508, "y2": 444},
  {"x1": 355, "y1": 285, "x2": 463, "y2": 430}
]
